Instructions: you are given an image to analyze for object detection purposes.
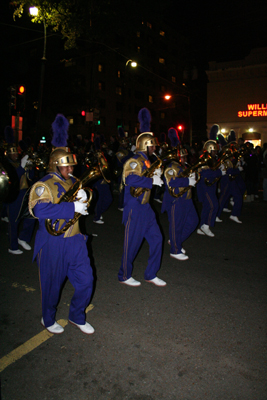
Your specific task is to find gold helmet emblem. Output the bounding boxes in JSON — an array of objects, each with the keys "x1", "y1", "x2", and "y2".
[
  {"x1": 136, "y1": 132, "x2": 159, "y2": 152},
  {"x1": 48, "y1": 147, "x2": 77, "y2": 173},
  {"x1": 203, "y1": 140, "x2": 218, "y2": 153}
]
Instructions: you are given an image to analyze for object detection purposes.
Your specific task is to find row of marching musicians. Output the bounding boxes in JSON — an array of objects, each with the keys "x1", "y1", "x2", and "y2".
[{"x1": 1, "y1": 109, "x2": 247, "y2": 337}]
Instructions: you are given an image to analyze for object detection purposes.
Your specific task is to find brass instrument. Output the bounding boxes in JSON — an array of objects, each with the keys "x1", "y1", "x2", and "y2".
[
  {"x1": 168, "y1": 151, "x2": 212, "y2": 198},
  {"x1": 130, "y1": 150, "x2": 175, "y2": 198},
  {"x1": 45, "y1": 151, "x2": 110, "y2": 236},
  {"x1": 204, "y1": 145, "x2": 234, "y2": 186}
]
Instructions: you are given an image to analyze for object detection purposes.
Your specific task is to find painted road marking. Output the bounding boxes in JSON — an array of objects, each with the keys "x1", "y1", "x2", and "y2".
[{"x1": 0, "y1": 304, "x2": 94, "y2": 373}]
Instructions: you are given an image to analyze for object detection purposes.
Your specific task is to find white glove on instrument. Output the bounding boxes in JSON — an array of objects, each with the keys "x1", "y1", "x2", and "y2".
[
  {"x1": 189, "y1": 172, "x2": 196, "y2": 179},
  {"x1": 76, "y1": 189, "x2": 87, "y2": 202},
  {"x1": 74, "y1": 201, "x2": 89, "y2": 215},
  {"x1": 153, "y1": 168, "x2": 162, "y2": 178},
  {"x1": 188, "y1": 177, "x2": 197, "y2": 186},
  {"x1": 21, "y1": 155, "x2": 29, "y2": 168},
  {"x1": 238, "y1": 165, "x2": 243, "y2": 171},
  {"x1": 152, "y1": 174, "x2": 163, "y2": 186}
]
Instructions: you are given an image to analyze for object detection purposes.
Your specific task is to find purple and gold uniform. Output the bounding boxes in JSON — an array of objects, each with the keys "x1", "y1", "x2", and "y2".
[
  {"x1": 29, "y1": 172, "x2": 93, "y2": 327},
  {"x1": 118, "y1": 151, "x2": 162, "y2": 282},
  {"x1": 162, "y1": 161, "x2": 198, "y2": 254}
]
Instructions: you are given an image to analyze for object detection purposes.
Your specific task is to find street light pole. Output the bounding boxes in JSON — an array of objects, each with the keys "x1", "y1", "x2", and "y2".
[{"x1": 29, "y1": 7, "x2": 47, "y2": 145}]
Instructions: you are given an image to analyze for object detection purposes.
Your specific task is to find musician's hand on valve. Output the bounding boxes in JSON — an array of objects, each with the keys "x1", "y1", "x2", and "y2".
[
  {"x1": 74, "y1": 201, "x2": 89, "y2": 215},
  {"x1": 21, "y1": 155, "x2": 29, "y2": 168},
  {"x1": 76, "y1": 189, "x2": 87, "y2": 202},
  {"x1": 154, "y1": 168, "x2": 162, "y2": 178},
  {"x1": 189, "y1": 172, "x2": 196, "y2": 179},
  {"x1": 152, "y1": 174, "x2": 163, "y2": 186}
]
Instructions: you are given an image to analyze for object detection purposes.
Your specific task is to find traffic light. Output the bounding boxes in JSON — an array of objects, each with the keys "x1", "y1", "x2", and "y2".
[
  {"x1": 81, "y1": 110, "x2": 86, "y2": 116},
  {"x1": 97, "y1": 120, "x2": 101, "y2": 125},
  {"x1": 177, "y1": 125, "x2": 184, "y2": 132},
  {"x1": 9, "y1": 85, "x2": 17, "y2": 113},
  {"x1": 17, "y1": 85, "x2": 26, "y2": 112}
]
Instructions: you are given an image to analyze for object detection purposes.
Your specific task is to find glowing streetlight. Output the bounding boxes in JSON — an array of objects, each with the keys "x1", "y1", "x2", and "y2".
[
  {"x1": 164, "y1": 94, "x2": 172, "y2": 100},
  {"x1": 126, "y1": 59, "x2": 137, "y2": 68},
  {"x1": 29, "y1": 6, "x2": 38, "y2": 16}
]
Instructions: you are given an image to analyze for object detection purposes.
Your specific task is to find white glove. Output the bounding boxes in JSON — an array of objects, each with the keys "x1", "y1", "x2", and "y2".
[
  {"x1": 153, "y1": 168, "x2": 162, "y2": 178},
  {"x1": 21, "y1": 155, "x2": 29, "y2": 168},
  {"x1": 152, "y1": 175, "x2": 163, "y2": 186},
  {"x1": 76, "y1": 189, "x2": 87, "y2": 202},
  {"x1": 74, "y1": 201, "x2": 89, "y2": 215},
  {"x1": 238, "y1": 166, "x2": 243, "y2": 171},
  {"x1": 189, "y1": 172, "x2": 196, "y2": 179},
  {"x1": 188, "y1": 177, "x2": 196, "y2": 186},
  {"x1": 221, "y1": 169, "x2": 226, "y2": 176}
]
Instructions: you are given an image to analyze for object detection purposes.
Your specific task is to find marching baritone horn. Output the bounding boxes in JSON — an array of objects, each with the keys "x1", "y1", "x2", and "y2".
[{"x1": 45, "y1": 152, "x2": 111, "y2": 236}]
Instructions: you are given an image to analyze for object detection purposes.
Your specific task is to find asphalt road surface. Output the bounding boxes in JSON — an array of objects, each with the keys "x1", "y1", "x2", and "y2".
[{"x1": 0, "y1": 192, "x2": 266, "y2": 400}]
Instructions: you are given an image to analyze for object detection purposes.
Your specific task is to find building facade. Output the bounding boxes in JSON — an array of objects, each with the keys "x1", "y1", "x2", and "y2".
[{"x1": 206, "y1": 47, "x2": 267, "y2": 147}]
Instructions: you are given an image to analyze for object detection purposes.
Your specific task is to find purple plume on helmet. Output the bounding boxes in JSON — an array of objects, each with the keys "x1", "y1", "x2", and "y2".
[
  {"x1": 4, "y1": 126, "x2": 15, "y2": 144},
  {"x1": 217, "y1": 133, "x2": 227, "y2": 147},
  {"x1": 209, "y1": 124, "x2": 219, "y2": 141},
  {"x1": 168, "y1": 127, "x2": 180, "y2": 148},
  {"x1": 138, "y1": 108, "x2": 151, "y2": 133},
  {"x1": 118, "y1": 127, "x2": 125, "y2": 138},
  {"x1": 51, "y1": 114, "x2": 69, "y2": 147},
  {"x1": 228, "y1": 129, "x2": 236, "y2": 143}
]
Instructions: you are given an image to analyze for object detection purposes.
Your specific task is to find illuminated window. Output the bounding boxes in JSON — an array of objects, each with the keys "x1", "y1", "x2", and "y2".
[
  {"x1": 159, "y1": 31, "x2": 165, "y2": 37},
  {"x1": 149, "y1": 95, "x2": 153, "y2": 103},
  {"x1": 98, "y1": 64, "x2": 103, "y2": 72},
  {"x1": 137, "y1": 31, "x2": 140, "y2": 37},
  {"x1": 98, "y1": 82, "x2": 105, "y2": 91},
  {"x1": 160, "y1": 113, "x2": 165, "y2": 119},
  {"x1": 137, "y1": 46, "x2": 141, "y2": 53},
  {"x1": 147, "y1": 22, "x2": 152, "y2": 29},
  {"x1": 159, "y1": 58, "x2": 165, "y2": 64},
  {"x1": 172, "y1": 76, "x2": 176, "y2": 83},
  {"x1": 116, "y1": 86, "x2": 122, "y2": 95},
  {"x1": 117, "y1": 70, "x2": 121, "y2": 78}
]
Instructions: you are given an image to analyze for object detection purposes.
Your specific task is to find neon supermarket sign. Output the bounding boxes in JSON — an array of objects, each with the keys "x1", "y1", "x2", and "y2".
[{"x1": 238, "y1": 104, "x2": 267, "y2": 117}]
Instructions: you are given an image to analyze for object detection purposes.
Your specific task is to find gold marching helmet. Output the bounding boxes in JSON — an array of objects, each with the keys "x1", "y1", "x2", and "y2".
[
  {"x1": 203, "y1": 140, "x2": 218, "y2": 153},
  {"x1": 48, "y1": 147, "x2": 77, "y2": 173},
  {"x1": 136, "y1": 132, "x2": 159, "y2": 152},
  {"x1": 48, "y1": 114, "x2": 77, "y2": 173}
]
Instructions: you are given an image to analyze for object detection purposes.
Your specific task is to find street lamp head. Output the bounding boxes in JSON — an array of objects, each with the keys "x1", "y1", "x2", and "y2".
[
  {"x1": 29, "y1": 6, "x2": 38, "y2": 16},
  {"x1": 126, "y1": 59, "x2": 137, "y2": 68},
  {"x1": 164, "y1": 95, "x2": 171, "y2": 100}
]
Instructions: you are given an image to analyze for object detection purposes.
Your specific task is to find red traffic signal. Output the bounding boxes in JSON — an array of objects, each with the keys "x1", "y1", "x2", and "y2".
[
  {"x1": 81, "y1": 110, "x2": 86, "y2": 116},
  {"x1": 177, "y1": 125, "x2": 183, "y2": 131}
]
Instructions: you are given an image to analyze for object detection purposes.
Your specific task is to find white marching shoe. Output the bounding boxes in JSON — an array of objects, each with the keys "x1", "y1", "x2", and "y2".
[
  {"x1": 93, "y1": 219, "x2": 104, "y2": 224},
  {"x1": 69, "y1": 320, "x2": 95, "y2": 335},
  {"x1": 170, "y1": 253, "x2": 189, "y2": 261},
  {"x1": 216, "y1": 217, "x2": 223, "y2": 222},
  {"x1": 18, "y1": 239, "x2": 31, "y2": 250},
  {"x1": 223, "y1": 208, "x2": 231, "y2": 213},
  {"x1": 8, "y1": 249, "x2": 23, "y2": 255},
  {"x1": 41, "y1": 318, "x2": 64, "y2": 334},
  {"x1": 120, "y1": 277, "x2": 141, "y2": 287},
  {"x1": 229, "y1": 215, "x2": 242, "y2": 224},
  {"x1": 198, "y1": 224, "x2": 215, "y2": 237},
  {"x1": 145, "y1": 277, "x2": 167, "y2": 287}
]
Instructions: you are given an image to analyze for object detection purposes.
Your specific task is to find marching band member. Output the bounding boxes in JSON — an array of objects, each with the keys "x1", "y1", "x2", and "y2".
[
  {"x1": 196, "y1": 125, "x2": 226, "y2": 237},
  {"x1": 28, "y1": 114, "x2": 94, "y2": 335},
  {"x1": 118, "y1": 108, "x2": 166, "y2": 287},
  {"x1": 4, "y1": 126, "x2": 36, "y2": 254},
  {"x1": 162, "y1": 128, "x2": 198, "y2": 260},
  {"x1": 216, "y1": 131, "x2": 243, "y2": 223}
]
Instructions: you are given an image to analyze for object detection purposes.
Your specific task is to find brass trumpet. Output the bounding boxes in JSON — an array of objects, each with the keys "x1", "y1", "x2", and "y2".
[{"x1": 168, "y1": 151, "x2": 211, "y2": 198}]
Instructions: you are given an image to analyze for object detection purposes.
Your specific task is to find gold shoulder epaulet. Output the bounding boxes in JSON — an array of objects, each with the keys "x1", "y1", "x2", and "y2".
[
  {"x1": 122, "y1": 157, "x2": 143, "y2": 185},
  {"x1": 28, "y1": 181, "x2": 54, "y2": 218}
]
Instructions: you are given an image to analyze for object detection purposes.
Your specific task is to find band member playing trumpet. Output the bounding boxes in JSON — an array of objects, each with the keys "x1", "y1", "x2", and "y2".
[
  {"x1": 28, "y1": 114, "x2": 94, "y2": 335},
  {"x1": 161, "y1": 128, "x2": 198, "y2": 261},
  {"x1": 118, "y1": 108, "x2": 166, "y2": 287}
]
